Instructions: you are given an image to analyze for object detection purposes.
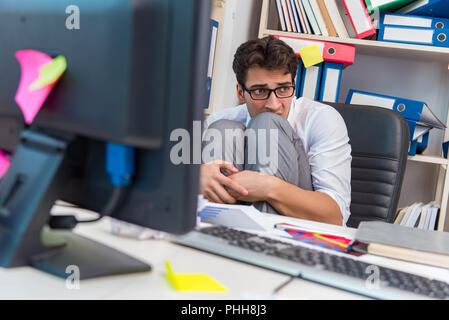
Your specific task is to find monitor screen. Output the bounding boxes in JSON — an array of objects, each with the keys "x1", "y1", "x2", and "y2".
[{"x1": 0, "y1": 0, "x2": 209, "y2": 278}]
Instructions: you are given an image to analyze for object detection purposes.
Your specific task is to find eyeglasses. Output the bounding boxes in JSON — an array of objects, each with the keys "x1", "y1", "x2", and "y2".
[{"x1": 241, "y1": 84, "x2": 295, "y2": 100}]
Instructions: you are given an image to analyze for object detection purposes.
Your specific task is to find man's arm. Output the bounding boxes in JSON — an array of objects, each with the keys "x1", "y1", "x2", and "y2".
[{"x1": 227, "y1": 171, "x2": 342, "y2": 225}]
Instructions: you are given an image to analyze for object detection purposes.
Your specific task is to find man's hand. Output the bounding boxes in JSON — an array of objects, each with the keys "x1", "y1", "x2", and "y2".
[
  {"x1": 200, "y1": 160, "x2": 248, "y2": 204},
  {"x1": 227, "y1": 170, "x2": 272, "y2": 202}
]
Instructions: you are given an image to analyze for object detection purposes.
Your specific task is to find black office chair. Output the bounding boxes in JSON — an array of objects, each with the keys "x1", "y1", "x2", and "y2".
[{"x1": 328, "y1": 103, "x2": 410, "y2": 228}]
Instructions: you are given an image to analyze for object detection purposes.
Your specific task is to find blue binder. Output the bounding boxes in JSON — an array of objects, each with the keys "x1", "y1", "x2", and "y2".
[
  {"x1": 319, "y1": 62, "x2": 342, "y2": 103},
  {"x1": 206, "y1": 19, "x2": 219, "y2": 109},
  {"x1": 397, "y1": 0, "x2": 449, "y2": 19},
  {"x1": 377, "y1": 24, "x2": 449, "y2": 47},
  {"x1": 380, "y1": 12, "x2": 449, "y2": 29},
  {"x1": 346, "y1": 89, "x2": 445, "y2": 129},
  {"x1": 443, "y1": 141, "x2": 449, "y2": 159},
  {"x1": 299, "y1": 62, "x2": 322, "y2": 101},
  {"x1": 295, "y1": 58, "x2": 303, "y2": 99},
  {"x1": 407, "y1": 120, "x2": 431, "y2": 155},
  {"x1": 378, "y1": 24, "x2": 449, "y2": 48}
]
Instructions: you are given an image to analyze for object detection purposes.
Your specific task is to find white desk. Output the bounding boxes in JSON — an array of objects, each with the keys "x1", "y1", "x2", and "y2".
[{"x1": 0, "y1": 210, "x2": 367, "y2": 300}]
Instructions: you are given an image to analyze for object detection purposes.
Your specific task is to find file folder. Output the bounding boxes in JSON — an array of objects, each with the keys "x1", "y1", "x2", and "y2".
[
  {"x1": 378, "y1": 25, "x2": 449, "y2": 48},
  {"x1": 281, "y1": 0, "x2": 293, "y2": 32},
  {"x1": 319, "y1": 62, "x2": 342, "y2": 103},
  {"x1": 275, "y1": 0, "x2": 287, "y2": 31},
  {"x1": 409, "y1": 130, "x2": 429, "y2": 155},
  {"x1": 309, "y1": 0, "x2": 329, "y2": 37},
  {"x1": 364, "y1": 0, "x2": 415, "y2": 14},
  {"x1": 290, "y1": 0, "x2": 303, "y2": 33},
  {"x1": 206, "y1": 19, "x2": 219, "y2": 109},
  {"x1": 397, "y1": 0, "x2": 449, "y2": 19},
  {"x1": 295, "y1": 0, "x2": 312, "y2": 34},
  {"x1": 276, "y1": 35, "x2": 356, "y2": 65},
  {"x1": 346, "y1": 89, "x2": 445, "y2": 129},
  {"x1": 286, "y1": 0, "x2": 299, "y2": 32},
  {"x1": 380, "y1": 13, "x2": 449, "y2": 30},
  {"x1": 442, "y1": 141, "x2": 449, "y2": 159},
  {"x1": 301, "y1": 0, "x2": 322, "y2": 35},
  {"x1": 342, "y1": 0, "x2": 376, "y2": 39},
  {"x1": 300, "y1": 62, "x2": 323, "y2": 100},
  {"x1": 406, "y1": 120, "x2": 431, "y2": 155},
  {"x1": 295, "y1": 58, "x2": 303, "y2": 98},
  {"x1": 324, "y1": 0, "x2": 350, "y2": 38}
]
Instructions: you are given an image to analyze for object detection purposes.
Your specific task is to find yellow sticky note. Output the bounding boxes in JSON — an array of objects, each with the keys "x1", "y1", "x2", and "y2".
[
  {"x1": 166, "y1": 261, "x2": 227, "y2": 292},
  {"x1": 28, "y1": 55, "x2": 67, "y2": 91},
  {"x1": 299, "y1": 44, "x2": 324, "y2": 68}
]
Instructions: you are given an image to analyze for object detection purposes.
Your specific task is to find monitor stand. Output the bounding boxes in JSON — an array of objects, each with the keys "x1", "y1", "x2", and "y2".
[{"x1": 0, "y1": 129, "x2": 151, "y2": 279}]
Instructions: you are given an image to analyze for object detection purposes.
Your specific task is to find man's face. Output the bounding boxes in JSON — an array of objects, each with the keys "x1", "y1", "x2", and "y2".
[{"x1": 237, "y1": 66, "x2": 294, "y2": 119}]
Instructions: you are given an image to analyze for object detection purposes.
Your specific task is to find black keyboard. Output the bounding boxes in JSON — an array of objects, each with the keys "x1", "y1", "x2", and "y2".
[{"x1": 174, "y1": 225, "x2": 449, "y2": 299}]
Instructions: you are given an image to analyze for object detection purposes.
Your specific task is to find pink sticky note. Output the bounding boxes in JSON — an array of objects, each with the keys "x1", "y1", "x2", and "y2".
[
  {"x1": 14, "y1": 50, "x2": 57, "y2": 124},
  {"x1": 0, "y1": 150, "x2": 10, "y2": 179}
]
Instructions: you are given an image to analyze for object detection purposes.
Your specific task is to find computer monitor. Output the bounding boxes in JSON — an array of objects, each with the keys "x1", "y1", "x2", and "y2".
[{"x1": 0, "y1": 0, "x2": 210, "y2": 278}]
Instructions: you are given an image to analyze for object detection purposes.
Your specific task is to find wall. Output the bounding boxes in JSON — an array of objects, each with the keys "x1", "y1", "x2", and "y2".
[{"x1": 208, "y1": 0, "x2": 263, "y2": 114}]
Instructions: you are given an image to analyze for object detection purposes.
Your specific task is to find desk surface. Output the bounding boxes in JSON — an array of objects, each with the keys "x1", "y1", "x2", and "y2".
[{"x1": 0, "y1": 208, "x2": 367, "y2": 300}]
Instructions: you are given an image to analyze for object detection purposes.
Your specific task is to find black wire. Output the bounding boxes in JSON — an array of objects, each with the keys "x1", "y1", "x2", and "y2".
[{"x1": 76, "y1": 186, "x2": 126, "y2": 224}]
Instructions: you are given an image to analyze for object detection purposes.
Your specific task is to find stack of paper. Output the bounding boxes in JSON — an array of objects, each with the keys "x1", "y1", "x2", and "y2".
[
  {"x1": 356, "y1": 221, "x2": 449, "y2": 268},
  {"x1": 394, "y1": 201, "x2": 440, "y2": 230}
]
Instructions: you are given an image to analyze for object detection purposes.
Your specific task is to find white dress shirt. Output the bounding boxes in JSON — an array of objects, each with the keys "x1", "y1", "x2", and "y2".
[{"x1": 204, "y1": 97, "x2": 352, "y2": 225}]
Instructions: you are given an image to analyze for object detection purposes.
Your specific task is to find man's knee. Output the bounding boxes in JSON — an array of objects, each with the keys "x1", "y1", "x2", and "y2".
[
  {"x1": 207, "y1": 119, "x2": 246, "y2": 132},
  {"x1": 247, "y1": 112, "x2": 288, "y2": 130},
  {"x1": 202, "y1": 119, "x2": 245, "y2": 167}
]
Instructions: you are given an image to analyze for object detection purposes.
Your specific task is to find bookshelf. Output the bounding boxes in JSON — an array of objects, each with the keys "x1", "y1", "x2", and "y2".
[{"x1": 258, "y1": 0, "x2": 449, "y2": 231}]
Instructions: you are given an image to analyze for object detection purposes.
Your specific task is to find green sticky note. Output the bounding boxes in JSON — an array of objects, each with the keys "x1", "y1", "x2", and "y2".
[
  {"x1": 28, "y1": 55, "x2": 67, "y2": 91},
  {"x1": 299, "y1": 44, "x2": 324, "y2": 68},
  {"x1": 165, "y1": 260, "x2": 227, "y2": 292}
]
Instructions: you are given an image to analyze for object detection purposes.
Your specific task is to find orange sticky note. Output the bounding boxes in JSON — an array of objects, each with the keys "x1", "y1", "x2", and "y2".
[
  {"x1": 14, "y1": 50, "x2": 65, "y2": 124},
  {"x1": 0, "y1": 150, "x2": 10, "y2": 179},
  {"x1": 165, "y1": 260, "x2": 227, "y2": 292},
  {"x1": 299, "y1": 44, "x2": 324, "y2": 68}
]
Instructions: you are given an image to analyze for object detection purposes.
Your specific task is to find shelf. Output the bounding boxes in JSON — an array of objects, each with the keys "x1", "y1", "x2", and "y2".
[
  {"x1": 408, "y1": 155, "x2": 449, "y2": 166},
  {"x1": 261, "y1": 29, "x2": 449, "y2": 63}
]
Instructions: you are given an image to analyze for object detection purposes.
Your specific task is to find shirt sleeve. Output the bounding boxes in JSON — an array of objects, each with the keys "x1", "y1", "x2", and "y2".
[{"x1": 305, "y1": 106, "x2": 352, "y2": 226}]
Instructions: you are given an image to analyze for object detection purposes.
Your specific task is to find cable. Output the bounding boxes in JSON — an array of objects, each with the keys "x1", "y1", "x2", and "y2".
[{"x1": 48, "y1": 142, "x2": 135, "y2": 229}]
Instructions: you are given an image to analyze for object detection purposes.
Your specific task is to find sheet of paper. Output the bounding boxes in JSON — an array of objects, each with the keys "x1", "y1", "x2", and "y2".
[
  {"x1": 197, "y1": 202, "x2": 269, "y2": 232},
  {"x1": 299, "y1": 44, "x2": 324, "y2": 68},
  {"x1": 0, "y1": 150, "x2": 10, "y2": 179},
  {"x1": 14, "y1": 50, "x2": 64, "y2": 124},
  {"x1": 165, "y1": 260, "x2": 227, "y2": 292}
]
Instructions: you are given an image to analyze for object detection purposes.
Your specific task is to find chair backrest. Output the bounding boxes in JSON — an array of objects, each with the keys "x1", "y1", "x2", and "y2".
[{"x1": 328, "y1": 103, "x2": 410, "y2": 228}]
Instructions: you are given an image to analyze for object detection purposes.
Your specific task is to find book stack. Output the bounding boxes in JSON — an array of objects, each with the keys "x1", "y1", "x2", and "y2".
[
  {"x1": 345, "y1": 89, "x2": 445, "y2": 155},
  {"x1": 355, "y1": 221, "x2": 449, "y2": 269},
  {"x1": 394, "y1": 201, "x2": 440, "y2": 230},
  {"x1": 274, "y1": 0, "x2": 449, "y2": 48},
  {"x1": 274, "y1": 0, "x2": 378, "y2": 39}
]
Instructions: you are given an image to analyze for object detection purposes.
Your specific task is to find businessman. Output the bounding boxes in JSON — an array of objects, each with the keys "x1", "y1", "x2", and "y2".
[{"x1": 200, "y1": 36, "x2": 351, "y2": 226}]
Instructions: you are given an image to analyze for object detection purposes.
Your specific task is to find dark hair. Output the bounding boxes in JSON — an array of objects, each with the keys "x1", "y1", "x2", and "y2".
[{"x1": 232, "y1": 35, "x2": 299, "y2": 86}]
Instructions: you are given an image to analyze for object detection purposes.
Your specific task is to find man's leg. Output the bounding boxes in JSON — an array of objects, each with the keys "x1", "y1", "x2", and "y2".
[
  {"x1": 245, "y1": 112, "x2": 313, "y2": 214},
  {"x1": 202, "y1": 119, "x2": 245, "y2": 171}
]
